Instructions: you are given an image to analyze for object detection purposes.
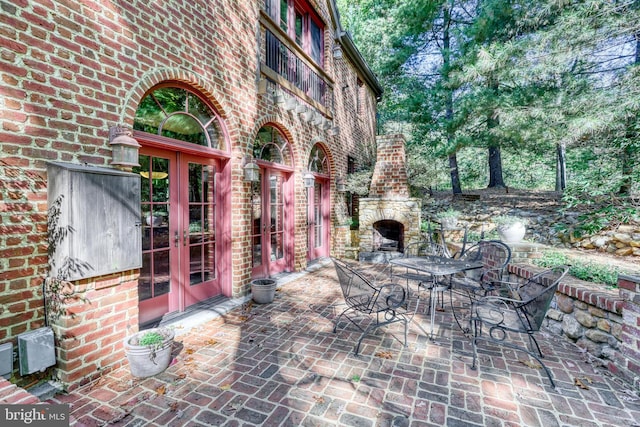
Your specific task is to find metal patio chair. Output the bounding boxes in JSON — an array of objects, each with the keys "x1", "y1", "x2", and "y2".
[
  {"x1": 331, "y1": 258, "x2": 408, "y2": 355},
  {"x1": 470, "y1": 266, "x2": 569, "y2": 388}
]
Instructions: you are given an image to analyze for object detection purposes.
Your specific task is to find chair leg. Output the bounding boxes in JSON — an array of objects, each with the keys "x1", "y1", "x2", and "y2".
[{"x1": 472, "y1": 335, "x2": 556, "y2": 388}]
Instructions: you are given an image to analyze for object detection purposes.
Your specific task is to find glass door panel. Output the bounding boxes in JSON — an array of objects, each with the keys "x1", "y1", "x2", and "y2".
[
  {"x1": 183, "y1": 158, "x2": 220, "y2": 306},
  {"x1": 252, "y1": 169, "x2": 289, "y2": 277},
  {"x1": 137, "y1": 154, "x2": 174, "y2": 324}
]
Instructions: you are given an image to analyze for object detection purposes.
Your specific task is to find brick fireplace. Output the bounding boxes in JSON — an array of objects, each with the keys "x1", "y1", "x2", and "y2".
[{"x1": 359, "y1": 134, "x2": 422, "y2": 262}]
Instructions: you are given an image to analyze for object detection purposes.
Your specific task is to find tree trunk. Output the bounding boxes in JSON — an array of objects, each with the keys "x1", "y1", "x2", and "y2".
[
  {"x1": 487, "y1": 146, "x2": 505, "y2": 188},
  {"x1": 555, "y1": 142, "x2": 566, "y2": 191},
  {"x1": 448, "y1": 154, "x2": 462, "y2": 194},
  {"x1": 619, "y1": 33, "x2": 639, "y2": 194},
  {"x1": 443, "y1": 4, "x2": 462, "y2": 195}
]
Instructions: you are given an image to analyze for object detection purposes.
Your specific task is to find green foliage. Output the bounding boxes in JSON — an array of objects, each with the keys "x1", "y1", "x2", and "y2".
[
  {"x1": 533, "y1": 251, "x2": 622, "y2": 287},
  {"x1": 138, "y1": 332, "x2": 165, "y2": 347},
  {"x1": 436, "y1": 208, "x2": 460, "y2": 219}
]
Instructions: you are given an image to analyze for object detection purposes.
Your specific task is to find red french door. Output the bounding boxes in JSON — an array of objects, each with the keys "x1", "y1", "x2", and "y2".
[
  {"x1": 251, "y1": 167, "x2": 291, "y2": 278},
  {"x1": 138, "y1": 148, "x2": 222, "y2": 325},
  {"x1": 307, "y1": 177, "x2": 329, "y2": 260}
]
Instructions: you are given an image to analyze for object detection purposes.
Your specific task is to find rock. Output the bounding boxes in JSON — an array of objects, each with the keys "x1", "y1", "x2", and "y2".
[
  {"x1": 575, "y1": 309, "x2": 597, "y2": 328},
  {"x1": 562, "y1": 315, "x2": 584, "y2": 340},
  {"x1": 576, "y1": 337, "x2": 603, "y2": 357},
  {"x1": 592, "y1": 237, "x2": 607, "y2": 248},
  {"x1": 615, "y1": 247, "x2": 634, "y2": 256},
  {"x1": 585, "y1": 329, "x2": 610, "y2": 344},
  {"x1": 613, "y1": 233, "x2": 632, "y2": 243}
]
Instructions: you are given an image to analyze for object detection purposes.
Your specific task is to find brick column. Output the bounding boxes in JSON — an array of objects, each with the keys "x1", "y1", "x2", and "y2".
[
  {"x1": 52, "y1": 270, "x2": 139, "y2": 391},
  {"x1": 618, "y1": 274, "x2": 640, "y2": 388}
]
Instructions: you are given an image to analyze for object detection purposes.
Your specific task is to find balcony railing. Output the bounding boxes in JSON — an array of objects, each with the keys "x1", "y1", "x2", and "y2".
[{"x1": 263, "y1": 28, "x2": 332, "y2": 111}]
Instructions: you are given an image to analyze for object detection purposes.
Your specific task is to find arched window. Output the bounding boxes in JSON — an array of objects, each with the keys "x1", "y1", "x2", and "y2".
[
  {"x1": 254, "y1": 125, "x2": 292, "y2": 165},
  {"x1": 134, "y1": 86, "x2": 224, "y2": 149},
  {"x1": 308, "y1": 144, "x2": 328, "y2": 174}
]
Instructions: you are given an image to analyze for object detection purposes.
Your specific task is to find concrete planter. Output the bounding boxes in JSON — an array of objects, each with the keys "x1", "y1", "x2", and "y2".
[
  {"x1": 251, "y1": 279, "x2": 277, "y2": 304},
  {"x1": 497, "y1": 222, "x2": 526, "y2": 244},
  {"x1": 124, "y1": 327, "x2": 174, "y2": 378}
]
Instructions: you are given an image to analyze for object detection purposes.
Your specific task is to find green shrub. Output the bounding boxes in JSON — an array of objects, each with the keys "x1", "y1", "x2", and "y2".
[
  {"x1": 533, "y1": 251, "x2": 621, "y2": 288},
  {"x1": 138, "y1": 332, "x2": 165, "y2": 347}
]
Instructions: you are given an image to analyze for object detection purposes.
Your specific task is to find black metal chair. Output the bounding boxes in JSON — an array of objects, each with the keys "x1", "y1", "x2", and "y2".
[
  {"x1": 331, "y1": 258, "x2": 408, "y2": 355},
  {"x1": 450, "y1": 240, "x2": 512, "y2": 297},
  {"x1": 447, "y1": 240, "x2": 511, "y2": 332},
  {"x1": 470, "y1": 266, "x2": 569, "y2": 388}
]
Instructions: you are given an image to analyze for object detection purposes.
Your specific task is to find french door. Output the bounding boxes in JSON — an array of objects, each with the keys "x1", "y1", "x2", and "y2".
[
  {"x1": 138, "y1": 148, "x2": 222, "y2": 325},
  {"x1": 251, "y1": 167, "x2": 291, "y2": 278},
  {"x1": 307, "y1": 177, "x2": 329, "y2": 261}
]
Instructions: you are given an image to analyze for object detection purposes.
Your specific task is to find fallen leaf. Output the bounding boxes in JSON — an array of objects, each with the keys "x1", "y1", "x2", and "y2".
[
  {"x1": 239, "y1": 316, "x2": 249, "y2": 321},
  {"x1": 156, "y1": 385, "x2": 166, "y2": 395},
  {"x1": 313, "y1": 396, "x2": 325, "y2": 404},
  {"x1": 375, "y1": 351, "x2": 393, "y2": 359},
  {"x1": 185, "y1": 348, "x2": 195, "y2": 355},
  {"x1": 220, "y1": 384, "x2": 232, "y2": 391},
  {"x1": 169, "y1": 401, "x2": 179, "y2": 412},
  {"x1": 519, "y1": 359, "x2": 542, "y2": 369},
  {"x1": 574, "y1": 377, "x2": 590, "y2": 390}
]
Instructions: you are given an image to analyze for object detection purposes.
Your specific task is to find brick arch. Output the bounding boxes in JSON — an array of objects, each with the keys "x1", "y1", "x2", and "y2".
[
  {"x1": 119, "y1": 67, "x2": 236, "y2": 132},
  {"x1": 250, "y1": 116, "x2": 299, "y2": 168}
]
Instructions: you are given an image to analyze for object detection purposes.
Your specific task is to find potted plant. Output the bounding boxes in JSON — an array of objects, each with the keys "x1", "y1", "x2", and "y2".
[
  {"x1": 494, "y1": 215, "x2": 528, "y2": 244},
  {"x1": 251, "y1": 278, "x2": 278, "y2": 303},
  {"x1": 124, "y1": 327, "x2": 175, "y2": 378},
  {"x1": 436, "y1": 208, "x2": 460, "y2": 230}
]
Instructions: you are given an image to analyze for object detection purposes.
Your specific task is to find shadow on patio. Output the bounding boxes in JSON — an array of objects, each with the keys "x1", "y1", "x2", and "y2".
[{"x1": 47, "y1": 259, "x2": 640, "y2": 426}]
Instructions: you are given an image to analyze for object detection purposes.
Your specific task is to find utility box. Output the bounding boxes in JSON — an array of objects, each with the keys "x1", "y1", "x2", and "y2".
[
  {"x1": 47, "y1": 162, "x2": 142, "y2": 281},
  {"x1": 0, "y1": 342, "x2": 13, "y2": 378},
  {"x1": 18, "y1": 328, "x2": 56, "y2": 376}
]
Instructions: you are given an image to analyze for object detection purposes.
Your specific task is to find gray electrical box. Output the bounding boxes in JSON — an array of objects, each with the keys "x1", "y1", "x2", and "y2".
[
  {"x1": 0, "y1": 342, "x2": 13, "y2": 378},
  {"x1": 47, "y1": 162, "x2": 142, "y2": 281},
  {"x1": 18, "y1": 328, "x2": 56, "y2": 376}
]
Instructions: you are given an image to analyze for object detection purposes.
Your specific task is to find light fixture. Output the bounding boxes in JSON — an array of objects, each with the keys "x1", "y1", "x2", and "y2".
[
  {"x1": 336, "y1": 176, "x2": 346, "y2": 193},
  {"x1": 303, "y1": 172, "x2": 315, "y2": 188},
  {"x1": 333, "y1": 45, "x2": 343, "y2": 59},
  {"x1": 243, "y1": 156, "x2": 260, "y2": 182},
  {"x1": 273, "y1": 90, "x2": 285, "y2": 104},
  {"x1": 284, "y1": 96, "x2": 298, "y2": 111},
  {"x1": 109, "y1": 125, "x2": 140, "y2": 167},
  {"x1": 329, "y1": 126, "x2": 340, "y2": 136}
]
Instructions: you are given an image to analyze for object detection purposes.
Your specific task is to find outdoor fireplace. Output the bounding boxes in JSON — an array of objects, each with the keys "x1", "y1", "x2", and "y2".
[
  {"x1": 372, "y1": 220, "x2": 404, "y2": 252},
  {"x1": 358, "y1": 135, "x2": 422, "y2": 262}
]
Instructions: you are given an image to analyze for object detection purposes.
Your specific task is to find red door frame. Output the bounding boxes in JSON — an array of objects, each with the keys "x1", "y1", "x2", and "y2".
[
  {"x1": 137, "y1": 145, "x2": 231, "y2": 324},
  {"x1": 251, "y1": 162, "x2": 294, "y2": 278},
  {"x1": 307, "y1": 173, "x2": 330, "y2": 261}
]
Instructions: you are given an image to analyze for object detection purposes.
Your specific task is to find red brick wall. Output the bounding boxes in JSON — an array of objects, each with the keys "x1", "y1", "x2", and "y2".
[{"x1": 0, "y1": 0, "x2": 380, "y2": 389}]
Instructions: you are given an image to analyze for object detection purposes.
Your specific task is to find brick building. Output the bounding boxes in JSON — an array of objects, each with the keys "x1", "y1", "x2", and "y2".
[{"x1": 0, "y1": 0, "x2": 383, "y2": 389}]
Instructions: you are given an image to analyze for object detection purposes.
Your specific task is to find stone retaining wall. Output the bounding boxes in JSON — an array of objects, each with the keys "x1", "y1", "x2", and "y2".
[{"x1": 507, "y1": 260, "x2": 640, "y2": 389}]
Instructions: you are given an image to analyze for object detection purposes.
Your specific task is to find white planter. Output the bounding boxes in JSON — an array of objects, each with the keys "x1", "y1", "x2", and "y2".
[
  {"x1": 497, "y1": 222, "x2": 526, "y2": 244},
  {"x1": 124, "y1": 328, "x2": 174, "y2": 378},
  {"x1": 251, "y1": 279, "x2": 277, "y2": 304}
]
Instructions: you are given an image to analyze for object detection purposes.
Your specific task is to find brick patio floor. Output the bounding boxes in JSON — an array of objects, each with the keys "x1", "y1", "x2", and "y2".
[{"x1": 47, "y1": 259, "x2": 640, "y2": 426}]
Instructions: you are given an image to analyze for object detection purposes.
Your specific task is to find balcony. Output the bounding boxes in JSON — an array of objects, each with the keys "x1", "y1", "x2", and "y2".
[{"x1": 259, "y1": 15, "x2": 333, "y2": 116}]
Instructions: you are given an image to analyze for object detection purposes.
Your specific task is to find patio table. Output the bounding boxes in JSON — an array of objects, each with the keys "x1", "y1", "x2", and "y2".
[{"x1": 390, "y1": 255, "x2": 482, "y2": 339}]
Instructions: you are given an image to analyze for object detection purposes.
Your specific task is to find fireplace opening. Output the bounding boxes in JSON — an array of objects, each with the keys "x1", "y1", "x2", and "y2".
[{"x1": 373, "y1": 220, "x2": 404, "y2": 252}]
